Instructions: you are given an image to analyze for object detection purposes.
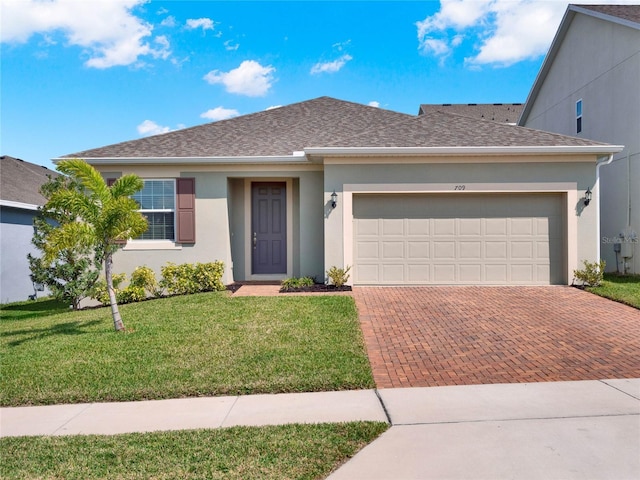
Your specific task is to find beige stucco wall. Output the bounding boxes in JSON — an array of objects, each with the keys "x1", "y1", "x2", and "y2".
[
  {"x1": 523, "y1": 13, "x2": 640, "y2": 273},
  {"x1": 323, "y1": 156, "x2": 599, "y2": 285},
  {"x1": 96, "y1": 165, "x2": 324, "y2": 285}
]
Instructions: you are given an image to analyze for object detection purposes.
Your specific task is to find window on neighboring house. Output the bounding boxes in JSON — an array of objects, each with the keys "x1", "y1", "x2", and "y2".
[
  {"x1": 132, "y1": 179, "x2": 176, "y2": 240},
  {"x1": 576, "y1": 99, "x2": 582, "y2": 134}
]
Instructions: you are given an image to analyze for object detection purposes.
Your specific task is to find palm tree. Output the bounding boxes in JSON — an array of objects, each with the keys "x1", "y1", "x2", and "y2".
[{"x1": 43, "y1": 159, "x2": 148, "y2": 331}]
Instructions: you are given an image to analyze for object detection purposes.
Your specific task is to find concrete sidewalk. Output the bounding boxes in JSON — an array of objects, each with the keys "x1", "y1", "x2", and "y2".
[{"x1": 1, "y1": 379, "x2": 639, "y2": 479}]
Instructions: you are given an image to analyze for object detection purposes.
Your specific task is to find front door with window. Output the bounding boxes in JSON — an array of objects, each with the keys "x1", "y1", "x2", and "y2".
[{"x1": 251, "y1": 182, "x2": 287, "y2": 274}]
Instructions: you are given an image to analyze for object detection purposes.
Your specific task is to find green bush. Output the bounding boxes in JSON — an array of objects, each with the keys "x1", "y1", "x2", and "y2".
[
  {"x1": 573, "y1": 259, "x2": 606, "y2": 287},
  {"x1": 327, "y1": 265, "x2": 351, "y2": 287},
  {"x1": 117, "y1": 285, "x2": 146, "y2": 304},
  {"x1": 280, "y1": 276, "x2": 315, "y2": 291},
  {"x1": 160, "y1": 262, "x2": 225, "y2": 295},
  {"x1": 130, "y1": 266, "x2": 163, "y2": 297},
  {"x1": 91, "y1": 273, "x2": 127, "y2": 305}
]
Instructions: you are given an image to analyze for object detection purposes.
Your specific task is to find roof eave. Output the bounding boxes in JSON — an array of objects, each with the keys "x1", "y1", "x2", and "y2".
[
  {"x1": 304, "y1": 145, "x2": 624, "y2": 157},
  {"x1": 0, "y1": 199, "x2": 40, "y2": 211},
  {"x1": 53, "y1": 152, "x2": 312, "y2": 166}
]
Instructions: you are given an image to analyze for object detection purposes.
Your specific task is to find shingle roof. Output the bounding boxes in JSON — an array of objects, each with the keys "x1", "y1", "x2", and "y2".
[
  {"x1": 63, "y1": 97, "x2": 412, "y2": 159},
  {"x1": 315, "y1": 110, "x2": 607, "y2": 148},
  {"x1": 61, "y1": 97, "x2": 607, "y2": 161},
  {"x1": 574, "y1": 4, "x2": 640, "y2": 25},
  {"x1": 418, "y1": 104, "x2": 524, "y2": 124},
  {"x1": 0, "y1": 156, "x2": 59, "y2": 206}
]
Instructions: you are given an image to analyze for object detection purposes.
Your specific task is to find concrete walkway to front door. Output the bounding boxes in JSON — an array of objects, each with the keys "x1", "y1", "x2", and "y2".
[{"x1": 354, "y1": 286, "x2": 640, "y2": 389}]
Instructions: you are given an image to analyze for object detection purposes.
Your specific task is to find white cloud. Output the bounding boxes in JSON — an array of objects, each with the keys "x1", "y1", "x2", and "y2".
[
  {"x1": 200, "y1": 106, "x2": 240, "y2": 121},
  {"x1": 310, "y1": 54, "x2": 353, "y2": 75},
  {"x1": 0, "y1": 0, "x2": 170, "y2": 69},
  {"x1": 186, "y1": 18, "x2": 214, "y2": 31},
  {"x1": 368, "y1": 101, "x2": 380, "y2": 108},
  {"x1": 224, "y1": 39, "x2": 239, "y2": 51},
  {"x1": 160, "y1": 16, "x2": 177, "y2": 28},
  {"x1": 204, "y1": 60, "x2": 275, "y2": 97},
  {"x1": 416, "y1": 0, "x2": 634, "y2": 67},
  {"x1": 137, "y1": 120, "x2": 171, "y2": 136}
]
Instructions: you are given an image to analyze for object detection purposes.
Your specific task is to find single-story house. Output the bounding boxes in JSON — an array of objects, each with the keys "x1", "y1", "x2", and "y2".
[
  {"x1": 56, "y1": 97, "x2": 622, "y2": 286},
  {"x1": 0, "y1": 155, "x2": 58, "y2": 303}
]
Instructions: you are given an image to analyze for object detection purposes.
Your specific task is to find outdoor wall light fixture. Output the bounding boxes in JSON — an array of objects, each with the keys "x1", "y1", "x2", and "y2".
[
  {"x1": 331, "y1": 191, "x2": 338, "y2": 209},
  {"x1": 584, "y1": 187, "x2": 592, "y2": 206}
]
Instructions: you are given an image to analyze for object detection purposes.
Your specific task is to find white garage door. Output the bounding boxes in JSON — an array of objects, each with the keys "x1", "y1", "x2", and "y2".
[{"x1": 353, "y1": 193, "x2": 564, "y2": 285}]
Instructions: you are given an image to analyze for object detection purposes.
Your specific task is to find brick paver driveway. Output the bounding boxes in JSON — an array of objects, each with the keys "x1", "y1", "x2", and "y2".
[{"x1": 354, "y1": 286, "x2": 640, "y2": 388}]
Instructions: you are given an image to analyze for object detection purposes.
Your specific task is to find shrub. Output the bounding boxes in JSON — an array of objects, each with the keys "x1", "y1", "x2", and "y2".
[
  {"x1": 573, "y1": 259, "x2": 606, "y2": 287},
  {"x1": 117, "y1": 285, "x2": 146, "y2": 304},
  {"x1": 281, "y1": 276, "x2": 315, "y2": 291},
  {"x1": 130, "y1": 266, "x2": 163, "y2": 297},
  {"x1": 327, "y1": 265, "x2": 351, "y2": 287},
  {"x1": 160, "y1": 261, "x2": 225, "y2": 295},
  {"x1": 91, "y1": 273, "x2": 127, "y2": 306}
]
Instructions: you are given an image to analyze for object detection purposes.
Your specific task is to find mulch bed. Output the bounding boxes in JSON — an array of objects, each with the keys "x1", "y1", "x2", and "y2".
[{"x1": 280, "y1": 285, "x2": 352, "y2": 293}]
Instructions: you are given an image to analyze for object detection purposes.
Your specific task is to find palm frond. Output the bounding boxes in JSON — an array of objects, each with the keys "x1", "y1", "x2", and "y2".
[
  {"x1": 56, "y1": 159, "x2": 110, "y2": 201},
  {"x1": 110, "y1": 174, "x2": 144, "y2": 198}
]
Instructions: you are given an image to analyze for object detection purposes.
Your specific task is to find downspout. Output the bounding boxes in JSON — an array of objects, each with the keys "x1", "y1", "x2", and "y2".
[{"x1": 595, "y1": 154, "x2": 614, "y2": 262}]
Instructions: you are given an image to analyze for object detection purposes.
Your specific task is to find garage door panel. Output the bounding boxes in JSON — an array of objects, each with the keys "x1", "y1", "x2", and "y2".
[
  {"x1": 382, "y1": 264, "x2": 404, "y2": 282},
  {"x1": 434, "y1": 219, "x2": 455, "y2": 235},
  {"x1": 407, "y1": 219, "x2": 429, "y2": 235},
  {"x1": 459, "y1": 218, "x2": 482, "y2": 235},
  {"x1": 408, "y1": 265, "x2": 430, "y2": 281},
  {"x1": 485, "y1": 264, "x2": 508, "y2": 282},
  {"x1": 353, "y1": 193, "x2": 564, "y2": 285},
  {"x1": 408, "y1": 241, "x2": 429, "y2": 259},
  {"x1": 434, "y1": 242, "x2": 455, "y2": 259},
  {"x1": 459, "y1": 241, "x2": 482, "y2": 259},
  {"x1": 434, "y1": 264, "x2": 456, "y2": 282},
  {"x1": 486, "y1": 218, "x2": 508, "y2": 235},
  {"x1": 356, "y1": 218, "x2": 379, "y2": 235},
  {"x1": 511, "y1": 241, "x2": 534, "y2": 259},
  {"x1": 382, "y1": 219, "x2": 404, "y2": 235},
  {"x1": 460, "y1": 264, "x2": 482, "y2": 282},
  {"x1": 382, "y1": 242, "x2": 404, "y2": 259},
  {"x1": 486, "y1": 241, "x2": 508, "y2": 259},
  {"x1": 511, "y1": 218, "x2": 534, "y2": 235}
]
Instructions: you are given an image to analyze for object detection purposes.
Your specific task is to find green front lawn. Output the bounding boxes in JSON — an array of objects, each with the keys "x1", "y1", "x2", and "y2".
[
  {"x1": 1, "y1": 292, "x2": 374, "y2": 406},
  {"x1": 587, "y1": 273, "x2": 640, "y2": 309},
  {"x1": 0, "y1": 422, "x2": 389, "y2": 480}
]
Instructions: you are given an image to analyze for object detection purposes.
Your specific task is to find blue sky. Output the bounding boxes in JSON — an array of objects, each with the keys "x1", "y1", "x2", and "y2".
[{"x1": 1, "y1": 0, "x2": 631, "y2": 170}]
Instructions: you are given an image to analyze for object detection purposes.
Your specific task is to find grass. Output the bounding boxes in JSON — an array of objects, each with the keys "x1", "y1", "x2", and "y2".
[
  {"x1": 0, "y1": 422, "x2": 389, "y2": 479},
  {"x1": 1, "y1": 292, "x2": 374, "y2": 406},
  {"x1": 587, "y1": 273, "x2": 640, "y2": 309}
]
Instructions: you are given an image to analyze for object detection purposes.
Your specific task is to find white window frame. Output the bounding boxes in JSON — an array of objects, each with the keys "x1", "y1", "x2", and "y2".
[{"x1": 131, "y1": 178, "x2": 177, "y2": 242}]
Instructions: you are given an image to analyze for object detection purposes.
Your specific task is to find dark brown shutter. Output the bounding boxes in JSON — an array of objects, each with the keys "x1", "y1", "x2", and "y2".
[
  {"x1": 176, "y1": 178, "x2": 195, "y2": 243},
  {"x1": 107, "y1": 178, "x2": 126, "y2": 245}
]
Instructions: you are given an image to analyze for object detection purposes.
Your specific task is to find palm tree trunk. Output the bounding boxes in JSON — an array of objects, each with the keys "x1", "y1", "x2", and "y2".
[{"x1": 105, "y1": 252, "x2": 125, "y2": 332}]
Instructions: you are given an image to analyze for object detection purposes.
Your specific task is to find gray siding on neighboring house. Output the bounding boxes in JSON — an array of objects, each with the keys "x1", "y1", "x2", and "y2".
[
  {"x1": 521, "y1": 7, "x2": 640, "y2": 273},
  {"x1": 0, "y1": 206, "x2": 39, "y2": 303}
]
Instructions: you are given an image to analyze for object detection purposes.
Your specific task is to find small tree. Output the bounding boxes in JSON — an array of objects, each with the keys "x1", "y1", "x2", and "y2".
[
  {"x1": 42, "y1": 159, "x2": 148, "y2": 331},
  {"x1": 28, "y1": 175, "x2": 102, "y2": 309}
]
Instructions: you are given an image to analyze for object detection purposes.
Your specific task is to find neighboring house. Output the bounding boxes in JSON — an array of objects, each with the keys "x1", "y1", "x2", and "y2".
[
  {"x1": 419, "y1": 103, "x2": 524, "y2": 124},
  {"x1": 56, "y1": 96, "x2": 621, "y2": 286},
  {"x1": 0, "y1": 155, "x2": 58, "y2": 303},
  {"x1": 519, "y1": 4, "x2": 640, "y2": 274}
]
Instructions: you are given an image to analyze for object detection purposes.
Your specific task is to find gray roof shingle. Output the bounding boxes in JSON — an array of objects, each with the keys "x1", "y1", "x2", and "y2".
[
  {"x1": 574, "y1": 4, "x2": 640, "y2": 25},
  {"x1": 63, "y1": 97, "x2": 412, "y2": 159},
  {"x1": 418, "y1": 103, "x2": 524, "y2": 124},
  {"x1": 0, "y1": 156, "x2": 59, "y2": 206},
  {"x1": 315, "y1": 110, "x2": 608, "y2": 148},
  {"x1": 61, "y1": 97, "x2": 607, "y2": 161}
]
